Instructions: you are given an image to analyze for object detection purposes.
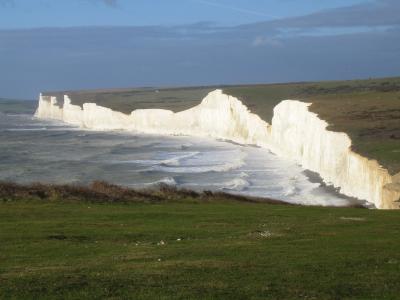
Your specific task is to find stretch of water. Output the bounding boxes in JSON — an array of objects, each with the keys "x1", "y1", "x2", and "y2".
[{"x1": 0, "y1": 100, "x2": 363, "y2": 206}]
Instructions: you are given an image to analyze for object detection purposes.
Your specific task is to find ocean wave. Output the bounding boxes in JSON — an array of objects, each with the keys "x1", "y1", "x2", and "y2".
[
  {"x1": 152, "y1": 142, "x2": 194, "y2": 150},
  {"x1": 180, "y1": 172, "x2": 250, "y2": 192},
  {"x1": 145, "y1": 177, "x2": 177, "y2": 187},
  {"x1": 221, "y1": 177, "x2": 250, "y2": 191},
  {"x1": 6, "y1": 113, "x2": 34, "y2": 117},
  {"x1": 160, "y1": 151, "x2": 200, "y2": 166},
  {"x1": 111, "y1": 151, "x2": 200, "y2": 167},
  {"x1": 154, "y1": 177, "x2": 177, "y2": 186},
  {"x1": 283, "y1": 185, "x2": 298, "y2": 197},
  {"x1": 153, "y1": 149, "x2": 247, "y2": 174},
  {"x1": 153, "y1": 160, "x2": 245, "y2": 173},
  {"x1": 5, "y1": 128, "x2": 47, "y2": 131}
]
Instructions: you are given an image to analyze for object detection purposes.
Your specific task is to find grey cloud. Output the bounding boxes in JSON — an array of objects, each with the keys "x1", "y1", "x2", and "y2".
[{"x1": 238, "y1": 0, "x2": 400, "y2": 31}]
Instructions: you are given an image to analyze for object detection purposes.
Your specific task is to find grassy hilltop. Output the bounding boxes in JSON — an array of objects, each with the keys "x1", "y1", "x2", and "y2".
[
  {"x1": 45, "y1": 77, "x2": 400, "y2": 175},
  {"x1": 1, "y1": 182, "x2": 400, "y2": 299}
]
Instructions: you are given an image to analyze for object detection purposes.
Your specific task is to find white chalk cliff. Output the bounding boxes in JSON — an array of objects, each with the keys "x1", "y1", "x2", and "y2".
[{"x1": 35, "y1": 90, "x2": 400, "y2": 209}]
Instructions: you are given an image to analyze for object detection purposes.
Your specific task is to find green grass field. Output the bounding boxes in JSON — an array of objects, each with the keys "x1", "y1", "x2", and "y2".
[
  {"x1": 1, "y1": 183, "x2": 400, "y2": 299},
  {"x1": 44, "y1": 77, "x2": 400, "y2": 175}
]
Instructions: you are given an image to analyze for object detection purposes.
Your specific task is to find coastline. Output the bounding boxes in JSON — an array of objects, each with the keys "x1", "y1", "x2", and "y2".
[{"x1": 35, "y1": 90, "x2": 400, "y2": 209}]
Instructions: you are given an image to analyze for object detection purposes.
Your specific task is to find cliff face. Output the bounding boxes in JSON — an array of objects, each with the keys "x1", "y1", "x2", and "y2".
[
  {"x1": 271, "y1": 101, "x2": 399, "y2": 209},
  {"x1": 35, "y1": 90, "x2": 400, "y2": 209}
]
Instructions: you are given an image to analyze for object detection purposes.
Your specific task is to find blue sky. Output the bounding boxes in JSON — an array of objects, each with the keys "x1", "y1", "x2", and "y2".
[
  {"x1": 0, "y1": 0, "x2": 399, "y2": 99},
  {"x1": 0, "y1": 0, "x2": 367, "y2": 28}
]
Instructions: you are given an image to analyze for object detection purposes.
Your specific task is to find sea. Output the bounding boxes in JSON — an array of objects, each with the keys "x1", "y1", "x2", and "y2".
[{"x1": 0, "y1": 99, "x2": 367, "y2": 207}]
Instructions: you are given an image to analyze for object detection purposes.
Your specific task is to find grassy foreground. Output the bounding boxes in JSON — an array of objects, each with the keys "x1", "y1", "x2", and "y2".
[{"x1": 1, "y1": 183, "x2": 400, "y2": 299}]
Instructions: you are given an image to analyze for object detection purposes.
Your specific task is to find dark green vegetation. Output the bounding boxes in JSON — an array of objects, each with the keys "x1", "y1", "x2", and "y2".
[
  {"x1": 45, "y1": 77, "x2": 400, "y2": 175},
  {"x1": 1, "y1": 182, "x2": 400, "y2": 299}
]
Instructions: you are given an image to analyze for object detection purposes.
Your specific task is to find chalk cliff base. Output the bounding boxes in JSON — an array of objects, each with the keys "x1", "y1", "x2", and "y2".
[{"x1": 35, "y1": 90, "x2": 400, "y2": 209}]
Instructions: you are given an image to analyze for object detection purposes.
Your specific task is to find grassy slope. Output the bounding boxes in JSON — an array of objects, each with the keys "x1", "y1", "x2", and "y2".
[
  {"x1": 1, "y1": 197, "x2": 400, "y2": 299},
  {"x1": 44, "y1": 77, "x2": 400, "y2": 175}
]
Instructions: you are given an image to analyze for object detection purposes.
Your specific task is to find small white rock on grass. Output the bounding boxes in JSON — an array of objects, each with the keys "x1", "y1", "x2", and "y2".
[
  {"x1": 340, "y1": 217, "x2": 366, "y2": 221},
  {"x1": 259, "y1": 231, "x2": 273, "y2": 238}
]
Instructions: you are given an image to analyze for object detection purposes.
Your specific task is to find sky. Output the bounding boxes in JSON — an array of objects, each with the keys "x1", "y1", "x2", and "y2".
[{"x1": 0, "y1": 0, "x2": 399, "y2": 99}]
